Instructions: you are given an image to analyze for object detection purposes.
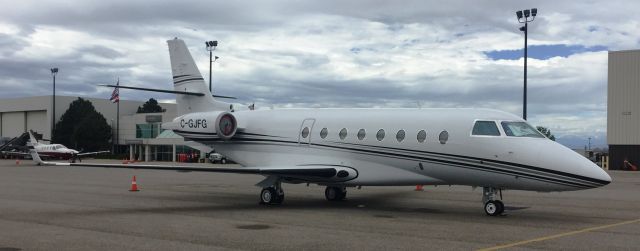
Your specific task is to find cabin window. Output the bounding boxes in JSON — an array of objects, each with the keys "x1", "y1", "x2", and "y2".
[
  {"x1": 301, "y1": 127, "x2": 310, "y2": 138},
  {"x1": 339, "y1": 128, "x2": 348, "y2": 140},
  {"x1": 357, "y1": 129, "x2": 366, "y2": 140},
  {"x1": 501, "y1": 121, "x2": 545, "y2": 138},
  {"x1": 376, "y1": 129, "x2": 385, "y2": 141},
  {"x1": 396, "y1": 130, "x2": 405, "y2": 142},
  {"x1": 439, "y1": 130, "x2": 449, "y2": 144},
  {"x1": 417, "y1": 130, "x2": 427, "y2": 143},
  {"x1": 472, "y1": 121, "x2": 501, "y2": 136},
  {"x1": 320, "y1": 128, "x2": 328, "y2": 139}
]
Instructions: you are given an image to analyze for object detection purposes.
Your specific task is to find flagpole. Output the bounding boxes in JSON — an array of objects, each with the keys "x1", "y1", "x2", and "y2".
[{"x1": 116, "y1": 78, "x2": 120, "y2": 147}]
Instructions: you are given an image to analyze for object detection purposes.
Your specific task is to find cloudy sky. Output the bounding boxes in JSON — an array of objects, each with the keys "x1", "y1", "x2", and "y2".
[{"x1": 1, "y1": 0, "x2": 638, "y2": 148}]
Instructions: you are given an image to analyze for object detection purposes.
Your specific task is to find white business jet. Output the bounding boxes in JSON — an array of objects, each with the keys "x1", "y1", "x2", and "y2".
[{"x1": 30, "y1": 38, "x2": 611, "y2": 216}]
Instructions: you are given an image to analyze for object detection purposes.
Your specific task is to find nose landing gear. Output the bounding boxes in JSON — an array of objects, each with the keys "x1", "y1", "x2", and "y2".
[{"x1": 483, "y1": 187, "x2": 504, "y2": 216}]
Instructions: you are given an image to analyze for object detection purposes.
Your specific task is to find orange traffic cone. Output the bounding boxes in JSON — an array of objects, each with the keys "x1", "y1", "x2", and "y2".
[
  {"x1": 129, "y1": 176, "x2": 139, "y2": 192},
  {"x1": 15, "y1": 159, "x2": 20, "y2": 165},
  {"x1": 414, "y1": 185, "x2": 424, "y2": 191},
  {"x1": 122, "y1": 158, "x2": 129, "y2": 164}
]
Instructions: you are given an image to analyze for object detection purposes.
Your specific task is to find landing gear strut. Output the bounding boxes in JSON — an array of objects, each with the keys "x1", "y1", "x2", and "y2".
[
  {"x1": 260, "y1": 183, "x2": 284, "y2": 205},
  {"x1": 483, "y1": 187, "x2": 504, "y2": 216},
  {"x1": 325, "y1": 186, "x2": 347, "y2": 201}
]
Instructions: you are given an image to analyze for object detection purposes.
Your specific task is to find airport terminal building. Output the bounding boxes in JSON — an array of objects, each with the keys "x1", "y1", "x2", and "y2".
[
  {"x1": 0, "y1": 95, "x2": 210, "y2": 162},
  {"x1": 608, "y1": 50, "x2": 640, "y2": 170}
]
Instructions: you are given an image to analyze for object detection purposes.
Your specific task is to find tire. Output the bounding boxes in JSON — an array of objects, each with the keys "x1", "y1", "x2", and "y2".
[
  {"x1": 273, "y1": 190, "x2": 284, "y2": 204},
  {"x1": 260, "y1": 187, "x2": 276, "y2": 204},
  {"x1": 484, "y1": 200, "x2": 500, "y2": 216},
  {"x1": 325, "y1": 187, "x2": 345, "y2": 201},
  {"x1": 221, "y1": 158, "x2": 227, "y2": 164},
  {"x1": 495, "y1": 200, "x2": 504, "y2": 215}
]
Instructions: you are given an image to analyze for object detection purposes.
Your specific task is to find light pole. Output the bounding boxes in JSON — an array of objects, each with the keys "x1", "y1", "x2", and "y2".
[
  {"x1": 50, "y1": 67, "x2": 58, "y2": 141},
  {"x1": 516, "y1": 8, "x2": 537, "y2": 120},
  {"x1": 205, "y1": 40, "x2": 218, "y2": 93}
]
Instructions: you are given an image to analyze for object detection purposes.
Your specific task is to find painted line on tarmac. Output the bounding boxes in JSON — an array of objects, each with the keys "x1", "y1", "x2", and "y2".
[{"x1": 477, "y1": 218, "x2": 640, "y2": 251}]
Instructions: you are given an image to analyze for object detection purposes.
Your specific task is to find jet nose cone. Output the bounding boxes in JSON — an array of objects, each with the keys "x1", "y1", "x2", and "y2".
[
  {"x1": 578, "y1": 155, "x2": 612, "y2": 187},
  {"x1": 595, "y1": 167, "x2": 612, "y2": 185}
]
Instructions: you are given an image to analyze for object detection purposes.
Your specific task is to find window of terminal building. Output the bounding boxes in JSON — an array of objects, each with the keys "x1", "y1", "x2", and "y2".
[{"x1": 136, "y1": 123, "x2": 162, "y2": 138}]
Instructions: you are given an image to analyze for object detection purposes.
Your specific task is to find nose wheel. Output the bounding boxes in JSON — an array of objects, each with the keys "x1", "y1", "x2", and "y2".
[{"x1": 483, "y1": 187, "x2": 505, "y2": 216}]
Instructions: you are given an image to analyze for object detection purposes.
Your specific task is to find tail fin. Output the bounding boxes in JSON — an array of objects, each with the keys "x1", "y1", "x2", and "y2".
[{"x1": 167, "y1": 38, "x2": 231, "y2": 115}]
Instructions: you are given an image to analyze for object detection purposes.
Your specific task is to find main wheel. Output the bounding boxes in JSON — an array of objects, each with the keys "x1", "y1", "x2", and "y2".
[
  {"x1": 494, "y1": 200, "x2": 504, "y2": 215},
  {"x1": 325, "y1": 187, "x2": 346, "y2": 201},
  {"x1": 260, "y1": 187, "x2": 276, "y2": 204},
  {"x1": 221, "y1": 158, "x2": 227, "y2": 164},
  {"x1": 484, "y1": 200, "x2": 502, "y2": 216}
]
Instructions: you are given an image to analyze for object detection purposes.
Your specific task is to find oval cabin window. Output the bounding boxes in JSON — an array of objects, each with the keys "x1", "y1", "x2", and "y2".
[
  {"x1": 376, "y1": 129, "x2": 385, "y2": 141},
  {"x1": 339, "y1": 128, "x2": 348, "y2": 140},
  {"x1": 439, "y1": 130, "x2": 449, "y2": 144},
  {"x1": 417, "y1": 130, "x2": 426, "y2": 143},
  {"x1": 320, "y1": 128, "x2": 328, "y2": 139},
  {"x1": 357, "y1": 129, "x2": 366, "y2": 140}
]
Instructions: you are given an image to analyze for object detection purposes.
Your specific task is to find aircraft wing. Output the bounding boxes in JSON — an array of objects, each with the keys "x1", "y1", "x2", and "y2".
[
  {"x1": 76, "y1": 150, "x2": 111, "y2": 157},
  {"x1": 2, "y1": 151, "x2": 30, "y2": 157},
  {"x1": 29, "y1": 149, "x2": 357, "y2": 183}
]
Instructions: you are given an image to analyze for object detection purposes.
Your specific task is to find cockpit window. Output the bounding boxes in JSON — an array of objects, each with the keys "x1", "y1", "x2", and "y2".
[
  {"x1": 501, "y1": 121, "x2": 545, "y2": 138},
  {"x1": 472, "y1": 121, "x2": 501, "y2": 136}
]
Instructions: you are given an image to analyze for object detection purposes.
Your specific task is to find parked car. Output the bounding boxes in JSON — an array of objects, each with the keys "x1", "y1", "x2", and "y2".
[{"x1": 208, "y1": 152, "x2": 227, "y2": 164}]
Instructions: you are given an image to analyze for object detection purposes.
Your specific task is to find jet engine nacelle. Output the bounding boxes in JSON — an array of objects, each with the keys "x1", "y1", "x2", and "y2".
[{"x1": 163, "y1": 111, "x2": 238, "y2": 140}]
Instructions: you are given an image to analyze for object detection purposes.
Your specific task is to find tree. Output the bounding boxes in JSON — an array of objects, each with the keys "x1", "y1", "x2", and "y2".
[
  {"x1": 137, "y1": 98, "x2": 166, "y2": 113},
  {"x1": 52, "y1": 98, "x2": 112, "y2": 151},
  {"x1": 536, "y1": 126, "x2": 556, "y2": 141}
]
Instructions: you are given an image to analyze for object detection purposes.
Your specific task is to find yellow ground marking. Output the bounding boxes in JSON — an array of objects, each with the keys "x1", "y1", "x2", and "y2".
[{"x1": 478, "y1": 218, "x2": 640, "y2": 251}]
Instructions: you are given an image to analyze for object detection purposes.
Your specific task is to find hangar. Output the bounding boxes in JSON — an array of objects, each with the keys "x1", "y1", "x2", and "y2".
[
  {"x1": 0, "y1": 95, "x2": 209, "y2": 162},
  {"x1": 608, "y1": 50, "x2": 640, "y2": 170}
]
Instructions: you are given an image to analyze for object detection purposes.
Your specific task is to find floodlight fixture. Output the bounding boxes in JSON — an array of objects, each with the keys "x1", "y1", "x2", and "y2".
[
  {"x1": 516, "y1": 10, "x2": 523, "y2": 20},
  {"x1": 206, "y1": 40, "x2": 219, "y2": 92},
  {"x1": 531, "y1": 8, "x2": 537, "y2": 17},
  {"x1": 524, "y1": 9, "x2": 530, "y2": 18}
]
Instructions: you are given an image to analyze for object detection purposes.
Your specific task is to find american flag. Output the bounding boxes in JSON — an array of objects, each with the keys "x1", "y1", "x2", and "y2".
[{"x1": 110, "y1": 79, "x2": 119, "y2": 103}]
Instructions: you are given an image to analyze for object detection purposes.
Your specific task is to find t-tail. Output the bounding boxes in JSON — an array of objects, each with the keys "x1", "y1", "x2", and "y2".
[{"x1": 167, "y1": 38, "x2": 231, "y2": 115}]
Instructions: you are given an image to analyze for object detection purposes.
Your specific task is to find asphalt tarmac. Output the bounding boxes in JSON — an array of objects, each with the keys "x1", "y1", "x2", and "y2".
[{"x1": 0, "y1": 159, "x2": 638, "y2": 250}]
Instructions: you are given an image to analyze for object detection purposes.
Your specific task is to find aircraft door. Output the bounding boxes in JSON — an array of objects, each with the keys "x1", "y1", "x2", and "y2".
[{"x1": 298, "y1": 118, "x2": 316, "y2": 145}]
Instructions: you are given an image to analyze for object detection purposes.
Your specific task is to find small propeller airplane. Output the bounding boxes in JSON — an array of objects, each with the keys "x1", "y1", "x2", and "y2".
[
  {"x1": 6, "y1": 130, "x2": 109, "y2": 163},
  {"x1": 29, "y1": 38, "x2": 611, "y2": 216}
]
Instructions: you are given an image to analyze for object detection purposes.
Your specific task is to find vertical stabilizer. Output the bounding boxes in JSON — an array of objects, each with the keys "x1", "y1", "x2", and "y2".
[{"x1": 167, "y1": 38, "x2": 230, "y2": 114}]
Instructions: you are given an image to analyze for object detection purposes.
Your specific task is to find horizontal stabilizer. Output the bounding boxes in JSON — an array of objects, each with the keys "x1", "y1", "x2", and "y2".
[
  {"x1": 100, "y1": 85, "x2": 236, "y2": 99},
  {"x1": 100, "y1": 84, "x2": 204, "y2": 96}
]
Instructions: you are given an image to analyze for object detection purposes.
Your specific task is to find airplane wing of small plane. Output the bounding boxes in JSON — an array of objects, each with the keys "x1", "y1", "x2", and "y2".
[
  {"x1": 29, "y1": 149, "x2": 355, "y2": 183},
  {"x1": 76, "y1": 150, "x2": 111, "y2": 157}
]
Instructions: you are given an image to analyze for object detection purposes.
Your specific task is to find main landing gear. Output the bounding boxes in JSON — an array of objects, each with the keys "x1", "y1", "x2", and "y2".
[
  {"x1": 483, "y1": 187, "x2": 504, "y2": 216},
  {"x1": 325, "y1": 186, "x2": 347, "y2": 201},
  {"x1": 259, "y1": 183, "x2": 284, "y2": 205}
]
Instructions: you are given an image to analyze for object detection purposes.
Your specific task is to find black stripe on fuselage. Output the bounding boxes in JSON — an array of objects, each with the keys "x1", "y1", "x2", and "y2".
[{"x1": 186, "y1": 135, "x2": 603, "y2": 188}]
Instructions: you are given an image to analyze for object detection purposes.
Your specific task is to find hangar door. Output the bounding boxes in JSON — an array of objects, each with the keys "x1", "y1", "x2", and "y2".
[
  {"x1": 1, "y1": 112, "x2": 26, "y2": 138},
  {"x1": 27, "y1": 110, "x2": 47, "y2": 139}
]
